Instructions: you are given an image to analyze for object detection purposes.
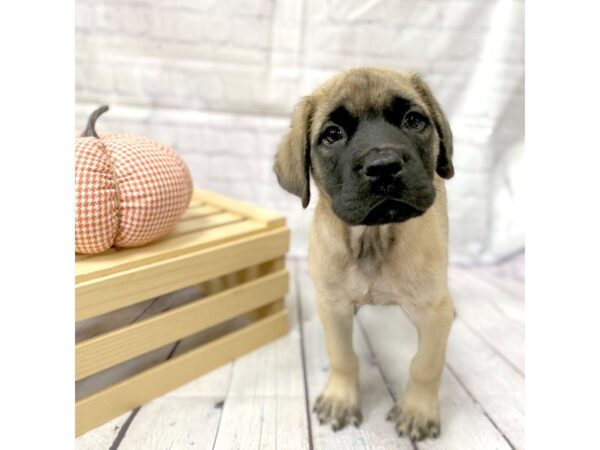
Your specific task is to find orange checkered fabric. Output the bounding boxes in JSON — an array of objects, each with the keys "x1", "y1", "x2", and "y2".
[{"x1": 75, "y1": 133, "x2": 193, "y2": 254}]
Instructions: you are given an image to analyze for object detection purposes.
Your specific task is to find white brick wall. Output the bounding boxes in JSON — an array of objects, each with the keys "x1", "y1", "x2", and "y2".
[{"x1": 75, "y1": 0, "x2": 524, "y2": 264}]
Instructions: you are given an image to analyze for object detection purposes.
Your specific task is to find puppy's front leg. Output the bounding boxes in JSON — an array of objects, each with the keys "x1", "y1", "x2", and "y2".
[
  {"x1": 388, "y1": 294, "x2": 454, "y2": 441},
  {"x1": 313, "y1": 292, "x2": 362, "y2": 431}
]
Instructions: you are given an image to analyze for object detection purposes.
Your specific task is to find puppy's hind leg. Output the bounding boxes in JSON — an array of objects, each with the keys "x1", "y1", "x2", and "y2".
[{"x1": 313, "y1": 293, "x2": 362, "y2": 431}]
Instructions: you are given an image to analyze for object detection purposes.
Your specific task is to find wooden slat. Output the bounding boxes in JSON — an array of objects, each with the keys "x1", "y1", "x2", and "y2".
[
  {"x1": 75, "y1": 289, "x2": 198, "y2": 401},
  {"x1": 193, "y1": 189, "x2": 286, "y2": 228},
  {"x1": 198, "y1": 258, "x2": 284, "y2": 297},
  {"x1": 179, "y1": 204, "x2": 221, "y2": 221},
  {"x1": 76, "y1": 270, "x2": 289, "y2": 380},
  {"x1": 188, "y1": 196, "x2": 205, "y2": 207},
  {"x1": 167, "y1": 212, "x2": 244, "y2": 237},
  {"x1": 75, "y1": 309, "x2": 289, "y2": 436},
  {"x1": 75, "y1": 220, "x2": 266, "y2": 283},
  {"x1": 76, "y1": 227, "x2": 290, "y2": 321},
  {"x1": 76, "y1": 249, "x2": 117, "y2": 261}
]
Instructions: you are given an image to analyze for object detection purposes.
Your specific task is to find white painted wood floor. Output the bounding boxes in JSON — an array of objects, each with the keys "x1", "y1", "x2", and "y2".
[{"x1": 77, "y1": 253, "x2": 524, "y2": 450}]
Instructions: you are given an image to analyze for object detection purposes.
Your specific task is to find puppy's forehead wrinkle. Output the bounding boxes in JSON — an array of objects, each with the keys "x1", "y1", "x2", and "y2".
[
  {"x1": 314, "y1": 69, "x2": 423, "y2": 113},
  {"x1": 332, "y1": 91, "x2": 417, "y2": 119}
]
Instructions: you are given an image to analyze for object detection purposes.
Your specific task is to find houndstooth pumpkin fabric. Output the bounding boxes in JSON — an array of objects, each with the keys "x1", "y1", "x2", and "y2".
[{"x1": 75, "y1": 133, "x2": 193, "y2": 254}]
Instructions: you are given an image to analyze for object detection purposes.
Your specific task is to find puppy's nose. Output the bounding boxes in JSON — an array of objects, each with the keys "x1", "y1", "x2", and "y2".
[{"x1": 363, "y1": 152, "x2": 403, "y2": 181}]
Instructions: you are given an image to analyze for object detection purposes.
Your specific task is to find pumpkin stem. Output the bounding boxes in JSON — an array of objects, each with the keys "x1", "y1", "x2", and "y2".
[{"x1": 81, "y1": 105, "x2": 109, "y2": 138}]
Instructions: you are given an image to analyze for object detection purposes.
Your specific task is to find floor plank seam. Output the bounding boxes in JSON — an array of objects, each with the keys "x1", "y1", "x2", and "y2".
[
  {"x1": 211, "y1": 360, "x2": 235, "y2": 450},
  {"x1": 473, "y1": 272, "x2": 524, "y2": 299},
  {"x1": 108, "y1": 408, "x2": 140, "y2": 450},
  {"x1": 294, "y1": 264, "x2": 315, "y2": 450},
  {"x1": 457, "y1": 317, "x2": 524, "y2": 377},
  {"x1": 445, "y1": 362, "x2": 517, "y2": 450},
  {"x1": 257, "y1": 395, "x2": 265, "y2": 450},
  {"x1": 475, "y1": 291, "x2": 522, "y2": 324},
  {"x1": 273, "y1": 343, "x2": 278, "y2": 450}
]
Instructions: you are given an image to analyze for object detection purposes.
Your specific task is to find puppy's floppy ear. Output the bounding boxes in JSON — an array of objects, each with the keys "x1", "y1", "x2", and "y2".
[
  {"x1": 411, "y1": 74, "x2": 455, "y2": 179},
  {"x1": 274, "y1": 96, "x2": 314, "y2": 208}
]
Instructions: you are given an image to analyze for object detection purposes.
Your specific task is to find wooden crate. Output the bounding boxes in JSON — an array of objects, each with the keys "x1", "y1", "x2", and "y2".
[{"x1": 75, "y1": 189, "x2": 290, "y2": 436}]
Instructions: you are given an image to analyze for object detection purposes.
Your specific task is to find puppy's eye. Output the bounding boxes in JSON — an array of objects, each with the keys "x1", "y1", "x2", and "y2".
[
  {"x1": 321, "y1": 125, "x2": 345, "y2": 145},
  {"x1": 404, "y1": 112, "x2": 427, "y2": 130}
]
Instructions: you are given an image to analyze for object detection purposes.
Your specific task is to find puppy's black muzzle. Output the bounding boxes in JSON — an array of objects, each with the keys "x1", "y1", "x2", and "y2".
[{"x1": 319, "y1": 117, "x2": 437, "y2": 226}]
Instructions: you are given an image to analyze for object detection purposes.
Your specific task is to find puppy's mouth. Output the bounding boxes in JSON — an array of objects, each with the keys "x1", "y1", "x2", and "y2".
[
  {"x1": 361, "y1": 198, "x2": 425, "y2": 225},
  {"x1": 331, "y1": 195, "x2": 431, "y2": 226}
]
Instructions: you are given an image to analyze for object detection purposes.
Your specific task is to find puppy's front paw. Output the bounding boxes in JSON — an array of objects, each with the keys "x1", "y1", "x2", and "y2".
[
  {"x1": 313, "y1": 394, "x2": 362, "y2": 431},
  {"x1": 386, "y1": 403, "x2": 440, "y2": 441},
  {"x1": 313, "y1": 379, "x2": 362, "y2": 431}
]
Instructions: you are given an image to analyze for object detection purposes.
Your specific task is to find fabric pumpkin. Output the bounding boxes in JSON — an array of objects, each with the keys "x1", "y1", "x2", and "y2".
[{"x1": 76, "y1": 106, "x2": 193, "y2": 254}]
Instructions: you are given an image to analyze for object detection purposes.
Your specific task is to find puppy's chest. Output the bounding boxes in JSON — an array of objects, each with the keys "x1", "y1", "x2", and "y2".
[{"x1": 340, "y1": 226, "x2": 421, "y2": 306}]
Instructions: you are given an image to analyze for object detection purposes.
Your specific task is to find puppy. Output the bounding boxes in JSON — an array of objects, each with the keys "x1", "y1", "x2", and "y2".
[{"x1": 274, "y1": 67, "x2": 455, "y2": 441}]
